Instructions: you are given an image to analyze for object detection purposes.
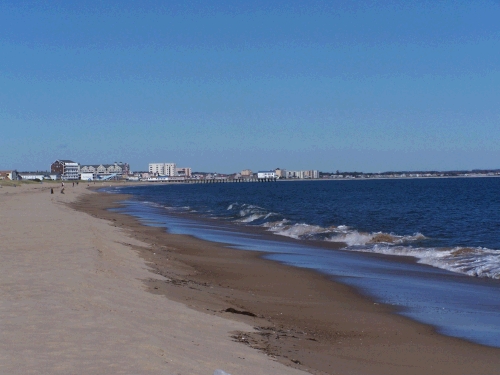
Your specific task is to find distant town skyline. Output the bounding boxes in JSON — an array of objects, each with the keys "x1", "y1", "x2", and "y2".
[{"x1": 1, "y1": 1, "x2": 499, "y2": 173}]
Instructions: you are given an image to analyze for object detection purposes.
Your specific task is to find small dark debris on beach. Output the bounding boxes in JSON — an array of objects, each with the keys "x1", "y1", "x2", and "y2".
[{"x1": 224, "y1": 307, "x2": 257, "y2": 317}]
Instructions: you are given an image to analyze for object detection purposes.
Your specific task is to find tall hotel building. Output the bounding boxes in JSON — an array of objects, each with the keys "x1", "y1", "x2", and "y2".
[{"x1": 149, "y1": 163, "x2": 176, "y2": 176}]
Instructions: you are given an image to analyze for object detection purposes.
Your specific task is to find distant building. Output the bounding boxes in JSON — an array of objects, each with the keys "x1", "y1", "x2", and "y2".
[
  {"x1": 303, "y1": 170, "x2": 319, "y2": 179},
  {"x1": 241, "y1": 169, "x2": 253, "y2": 176},
  {"x1": 0, "y1": 170, "x2": 18, "y2": 180},
  {"x1": 257, "y1": 171, "x2": 276, "y2": 179},
  {"x1": 176, "y1": 167, "x2": 192, "y2": 177},
  {"x1": 132, "y1": 172, "x2": 151, "y2": 179},
  {"x1": 115, "y1": 162, "x2": 130, "y2": 175},
  {"x1": 275, "y1": 168, "x2": 286, "y2": 178},
  {"x1": 51, "y1": 160, "x2": 79, "y2": 180},
  {"x1": 80, "y1": 173, "x2": 94, "y2": 181},
  {"x1": 149, "y1": 163, "x2": 176, "y2": 176},
  {"x1": 286, "y1": 170, "x2": 301, "y2": 179},
  {"x1": 80, "y1": 162, "x2": 129, "y2": 179},
  {"x1": 285, "y1": 170, "x2": 319, "y2": 179},
  {"x1": 18, "y1": 172, "x2": 51, "y2": 181}
]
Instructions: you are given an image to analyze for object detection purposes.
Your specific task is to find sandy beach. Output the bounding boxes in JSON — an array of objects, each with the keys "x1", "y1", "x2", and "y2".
[
  {"x1": 2, "y1": 182, "x2": 500, "y2": 375},
  {"x1": 0, "y1": 183, "x2": 306, "y2": 375}
]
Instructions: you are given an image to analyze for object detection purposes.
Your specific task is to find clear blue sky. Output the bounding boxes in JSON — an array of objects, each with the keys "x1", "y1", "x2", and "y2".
[{"x1": 1, "y1": 0, "x2": 499, "y2": 173}]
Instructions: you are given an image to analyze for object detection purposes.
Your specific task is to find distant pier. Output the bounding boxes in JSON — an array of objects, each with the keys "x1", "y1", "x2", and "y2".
[
  {"x1": 143, "y1": 176, "x2": 280, "y2": 184},
  {"x1": 187, "y1": 178, "x2": 277, "y2": 184}
]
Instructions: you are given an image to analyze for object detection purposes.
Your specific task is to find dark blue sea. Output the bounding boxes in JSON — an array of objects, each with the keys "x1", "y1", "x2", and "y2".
[{"x1": 105, "y1": 178, "x2": 500, "y2": 347}]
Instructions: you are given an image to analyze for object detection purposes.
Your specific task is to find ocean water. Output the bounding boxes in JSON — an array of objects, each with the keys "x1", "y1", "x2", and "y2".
[{"x1": 106, "y1": 178, "x2": 500, "y2": 347}]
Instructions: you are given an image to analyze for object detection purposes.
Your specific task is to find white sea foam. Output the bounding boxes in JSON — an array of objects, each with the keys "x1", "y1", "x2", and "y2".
[
  {"x1": 237, "y1": 213, "x2": 266, "y2": 223},
  {"x1": 328, "y1": 231, "x2": 426, "y2": 246},
  {"x1": 226, "y1": 202, "x2": 500, "y2": 279},
  {"x1": 227, "y1": 202, "x2": 278, "y2": 224},
  {"x1": 144, "y1": 201, "x2": 164, "y2": 208},
  {"x1": 345, "y1": 245, "x2": 500, "y2": 279},
  {"x1": 238, "y1": 209, "x2": 252, "y2": 217},
  {"x1": 264, "y1": 220, "x2": 425, "y2": 246},
  {"x1": 328, "y1": 231, "x2": 375, "y2": 246},
  {"x1": 262, "y1": 219, "x2": 290, "y2": 228},
  {"x1": 268, "y1": 223, "x2": 333, "y2": 239}
]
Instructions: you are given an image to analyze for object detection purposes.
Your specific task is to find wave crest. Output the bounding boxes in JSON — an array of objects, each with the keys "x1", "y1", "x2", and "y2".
[
  {"x1": 350, "y1": 245, "x2": 500, "y2": 279},
  {"x1": 224, "y1": 201, "x2": 499, "y2": 279},
  {"x1": 226, "y1": 202, "x2": 279, "y2": 224}
]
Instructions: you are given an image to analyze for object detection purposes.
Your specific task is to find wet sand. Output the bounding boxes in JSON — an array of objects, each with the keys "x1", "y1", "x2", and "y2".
[{"x1": 71, "y1": 186, "x2": 500, "y2": 374}]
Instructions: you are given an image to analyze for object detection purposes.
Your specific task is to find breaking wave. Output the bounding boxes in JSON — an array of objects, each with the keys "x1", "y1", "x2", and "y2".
[
  {"x1": 224, "y1": 201, "x2": 500, "y2": 279},
  {"x1": 135, "y1": 197, "x2": 500, "y2": 280},
  {"x1": 226, "y1": 203, "x2": 279, "y2": 224},
  {"x1": 348, "y1": 245, "x2": 500, "y2": 279}
]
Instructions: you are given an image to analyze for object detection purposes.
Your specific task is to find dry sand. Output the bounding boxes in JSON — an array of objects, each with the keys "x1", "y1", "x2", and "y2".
[
  {"x1": 0, "y1": 183, "x2": 306, "y2": 375},
  {"x1": 2, "y1": 182, "x2": 500, "y2": 375}
]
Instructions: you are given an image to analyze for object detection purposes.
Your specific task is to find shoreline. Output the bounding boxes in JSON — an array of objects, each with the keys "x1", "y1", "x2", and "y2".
[{"x1": 72, "y1": 187, "x2": 500, "y2": 374}]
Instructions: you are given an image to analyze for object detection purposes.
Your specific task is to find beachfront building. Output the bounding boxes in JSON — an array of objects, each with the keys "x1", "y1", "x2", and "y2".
[
  {"x1": 80, "y1": 162, "x2": 129, "y2": 179},
  {"x1": 304, "y1": 170, "x2": 319, "y2": 179},
  {"x1": 0, "y1": 170, "x2": 18, "y2": 180},
  {"x1": 18, "y1": 172, "x2": 53, "y2": 181},
  {"x1": 275, "y1": 168, "x2": 286, "y2": 179},
  {"x1": 257, "y1": 171, "x2": 276, "y2": 179},
  {"x1": 115, "y1": 162, "x2": 130, "y2": 175},
  {"x1": 80, "y1": 173, "x2": 94, "y2": 181},
  {"x1": 286, "y1": 170, "x2": 302, "y2": 179},
  {"x1": 286, "y1": 170, "x2": 319, "y2": 179},
  {"x1": 149, "y1": 163, "x2": 176, "y2": 176},
  {"x1": 51, "y1": 160, "x2": 80, "y2": 180},
  {"x1": 241, "y1": 169, "x2": 253, "y2": 176},
  {"x1": 176, "y1": 167, "x2": 192, "y2": 177}
]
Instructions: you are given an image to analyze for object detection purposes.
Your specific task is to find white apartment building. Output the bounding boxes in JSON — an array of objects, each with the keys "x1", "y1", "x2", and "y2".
[
  {"x1": 286, "y1": 170, "x2": 319, "y2": 179},
  {"x1": 286, "y1": 170, "x2": 303, "y2": 179},
  {"x1": 149, "y1": 163, "x2": 176, "y2": 176}
]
